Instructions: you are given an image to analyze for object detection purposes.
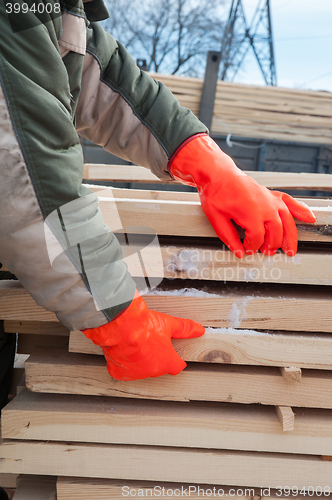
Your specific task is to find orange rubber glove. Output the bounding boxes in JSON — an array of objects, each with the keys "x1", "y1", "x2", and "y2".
[
  {"x1": 83, "y1": 291, "x2": 205, "y2": 381},
  {"x1": 169, "y1": 134, "x2": 316, "y2": 257}
]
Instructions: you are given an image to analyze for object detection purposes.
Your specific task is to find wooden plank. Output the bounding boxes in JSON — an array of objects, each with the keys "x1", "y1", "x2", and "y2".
[
  {"x1": 15, "y1": 373, "x2": 25, "y2": 396},
  {"x1": 89, "y1": 185, "x2": 332, "y2": 207},
  {"x1": 215, "y1": 77, "x2": 332, "y2": 99},
  {"x1": 154, "y1": 72, "x2": 331, "y2": 101},
  {"x1": 213, "y1": 106, "x2": 332, "y2": 128},
  {"x1": 280, "y1": 367, "x2": 302, "y2": 383},
  {"x1": 25, "y1": 346, "x2": 332, "y2": 409},
  {"x1": 247, "y1": 171, "x2": 332, "y2": 191},
  {"x1": 152, "y1": 72, "x2": 203, "y2": 87},
  {"x1": 6, "y1": 388, "x2": 332, "y2": 455},
  {"x1": 8, "y1": 369, "x2": 24, "y2": 399},
  {"x1": 57, "y1": 477, "x2": 259, "y2": 500},
  {"x1": 215, "y1": 86, "x2": 332, "y2": 105},
  {"x1": 83, "y1": 164, "x2": 169, "y2": 183},
  {"x1": 17, "y1": 333, "x2": 68, "y2": 354},
  {"x1": 84, "y1": 164, "x2": 332, "y2": 190},
  {"x1": 152, "y1": 73, "x2": 332, "y2": 144},
  {"x1": 97, "y1": 195, "x2": 332, "y2": 243},
  {"x1": 94, "y1": 185, "x2": 200, "y2": 201},
  {"x1": 87, "y1": 185, "x2": 332, "y2": 243},
  {"x1": 212, "y1": 119, "x2": 332, "y2": 144},
  {"x1": 89, "y1": 186, "x2": 332, "y2": 207},
  {"x1": 294, "y1": 224, "x2": 332, "y2": 243},
  {"x1": 215, "y1": 85, "x2": 332, "y2": 106},
  {"x1": 1, "y1": 438, "x2": 332, "y2": 488},
  {"x1": 57, "y1": 477, "x2": 329, "y2": 500},
  {"x1": 1, "y1": 193, "x2": 330, "y2": 252},
  {"x1": 214, "y1": 96, "x2": 332, "y2": 115},
  {"x1": 215, "y1": 121, "x2": 332, "y2": 138},
  {"x1": 215, "y1": 112, "x2": 331, "y2": 131},
  {"x1": 276, "y1": 406, "x2": 295, "y2": 431},
  {"x1": 3, "y1": 320, "x2": 69, "y2": 336},
  {"x1": 213, "y1": 104, "x2": 332, "y2": 127},
  {"x1": 214, "y1": 110, "x2": 332, "y2": 130},
  {"x1": 217, "y1": 105, "x2": 332, "y2": 134},
  {"x1": 0, "y1": 282, "x2": 57, "y2": 322},
  {"x1": 228, "y1": 122, "x2": 330, "y2": 138},
  {"x1": 161, "y1": 245, "x2": 332, "y2": 286},
  {"x1": 213, "y1": 97, "x2": 332, "y2": 118},
  {"x1": 214, "y1": 91, "x2": 332, "y2": 110},
  {"x1": 12, "y1": 475, "x2": 56, "y2": 500},
  {"x1": 69, "y1": 328, "x2": 332, "y2": 370},
  {"x1": 213, "y1": 118, "x2": 332, "y2": 137},
  {"x1": 2, "y1": 280, "x2": 332, "y2": 333},
  {"x1": 0, "y1": 474, "x2": 18, "y2": 489}
]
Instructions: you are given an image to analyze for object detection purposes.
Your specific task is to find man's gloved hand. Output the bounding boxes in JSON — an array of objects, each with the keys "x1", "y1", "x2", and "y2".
[
  {"x1": 83, "y1": 291, "x2": 205, "y2": 381},
  {"x1": 169, "y1": 134, "x2": 316, "y2": 258}
]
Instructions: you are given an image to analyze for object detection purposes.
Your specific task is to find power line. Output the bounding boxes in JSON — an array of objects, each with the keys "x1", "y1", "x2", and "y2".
[
  {"x1": 272, "y1": 0, "x2": 295, "y2": 10},
  {"x1": 276, "y1": 35, "x2": 332, "y2": 41},
  {"x1": 300, "y1": 71, "x2": 332, "y2": 88}
]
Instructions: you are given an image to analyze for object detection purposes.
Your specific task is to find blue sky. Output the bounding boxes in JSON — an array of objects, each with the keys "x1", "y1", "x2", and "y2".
[{"x1": 228, "y1": 0, "x2": 332, "y2": 92}]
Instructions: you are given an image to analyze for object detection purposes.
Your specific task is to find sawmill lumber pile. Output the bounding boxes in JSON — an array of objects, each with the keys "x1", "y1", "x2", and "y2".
[
  {"x1": 1, "y1": 169, "x2": 332, "y2": 497},
  {"x1": 152, "y1": 73, "x2": 332, "y2": 145}
]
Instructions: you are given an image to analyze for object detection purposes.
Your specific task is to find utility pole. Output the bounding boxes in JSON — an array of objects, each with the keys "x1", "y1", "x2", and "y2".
[{"x1": 220, "y1": 0, "x2": 277, "y2": 86}]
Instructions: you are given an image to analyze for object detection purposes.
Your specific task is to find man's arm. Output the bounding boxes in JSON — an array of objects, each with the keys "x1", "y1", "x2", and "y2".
[
  {"x1": 0, "y1": 3, "x2": 135, "y2": 331},
  {"x1": 76, "y1": 22, "x2": 207, "y2": 179}
]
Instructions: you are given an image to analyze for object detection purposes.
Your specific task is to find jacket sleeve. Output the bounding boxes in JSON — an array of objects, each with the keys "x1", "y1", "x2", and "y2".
[
  {"x1": 75, "y1": 22, "x2": 208, "y2": 180},
  {"x1": 0, "y1": 2, "x2": 136, "y2": 331}
]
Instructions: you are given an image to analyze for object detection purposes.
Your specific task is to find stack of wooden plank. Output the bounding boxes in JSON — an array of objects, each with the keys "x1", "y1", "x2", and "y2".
[
  {"x1": 153, "y1": 73, "x2": 332, "y2": 145},
  {"x1": 1, "y1": 168, "x2": 332, "y2": 498}
]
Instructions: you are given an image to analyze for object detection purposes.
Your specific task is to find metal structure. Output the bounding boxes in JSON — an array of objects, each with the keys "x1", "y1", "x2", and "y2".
[{"x1": 220, "y1": 0, "x2": 277, "y2": 86}]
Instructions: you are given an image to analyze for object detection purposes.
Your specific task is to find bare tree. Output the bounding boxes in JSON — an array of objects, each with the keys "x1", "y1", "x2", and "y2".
[{"x1": 102, "y1": 0, "x2": 226, "y2": 76}]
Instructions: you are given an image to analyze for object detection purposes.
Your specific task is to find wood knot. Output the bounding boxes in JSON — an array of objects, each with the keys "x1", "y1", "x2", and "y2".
[{"x1": 202, "y1": 350, "x2": 231, "y2": 363}]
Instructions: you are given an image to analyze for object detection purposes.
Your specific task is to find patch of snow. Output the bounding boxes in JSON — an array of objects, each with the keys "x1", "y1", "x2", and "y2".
[
  {"x1": 99, "y1": 197, "x2": 200, "y2": 205},
  {"x1": 14, "y1": 353, "x2": 30, "y2": 369},
  {"x1": 284, "y1": 254, "x2": 302, "y2": 265},
  {"x1": 148, "y1": 287, "x2": 221, "y2": 298},
  {"x1": 228, "y1": 296, "x2": 255, "y2": 328},
  {"x1": 205, "y1": 327, "x2": 268, "y2": 336}
]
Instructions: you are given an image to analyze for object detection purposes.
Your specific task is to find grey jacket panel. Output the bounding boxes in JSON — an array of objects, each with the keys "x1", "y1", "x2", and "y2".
[{"x1": 76, "y1": 53, "x2": 170, "y2": 179}]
